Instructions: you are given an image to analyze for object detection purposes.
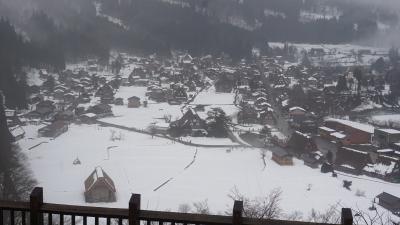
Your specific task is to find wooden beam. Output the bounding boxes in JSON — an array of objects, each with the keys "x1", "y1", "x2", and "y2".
[
  {"x1": 129, "y1": 194, "x2": 141, "y2": 225},
  {"x1": 233, "y1": 201, "x2": 243, "y2": 225},
  {"x1": 30, "y1": 187, "x2": 43, "y2": 225}
]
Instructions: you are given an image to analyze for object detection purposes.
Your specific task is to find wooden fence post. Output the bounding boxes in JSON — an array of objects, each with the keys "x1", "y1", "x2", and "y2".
[
  {"x1": 129, "y1": 194, "x2": 141, "y2": 225},
  {"x1": 30, "y1": 187, "x2": 43, "y2": 225},
  {"x1": 232, "y1": 201, "x2": 243, "y2": 225},
  {"x1": 341, "y1": 208, "x2": 353, "y2": 225}
]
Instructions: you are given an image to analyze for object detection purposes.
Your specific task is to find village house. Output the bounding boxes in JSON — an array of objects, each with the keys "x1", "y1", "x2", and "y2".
[
  {"x1": 63, "y1": 93, "x2": 76, "y2": 103},
  {"x1": 374, "y1": 128, "x2": 400, "y2": 148},
  {"x1": 289, "y1": 106, "x2": 306, "y2": 118},
  {"x1": 53, "y1": 89, "x2": 65, "y2": 100},
  {"x1": 170, "y1": 108, "x2": 207, "y2": 137},
  {"x1": 5, "y1": 109, "x2": 21, "y2": 127},
  {"x1": 114, "y1": 98, "x2": 124, "y2": 106},
  {"x1": 38, "y1": 121, "x2": 68, "y2": 138},
  {"x1": 84, "y1": 167, "x2": 116, "y2": 203},
  {"x1": 86, "y1": 104, "x2": 113, "y2": 118},
  {"x1": 26, "y1": 100, "x2": 56, "y2": 120},
  {"x1": 39, "y1": 69, "x2": 49, "y2": 79},
  {"x1": 324, "y1": 118, "x2": 374, "y2": 145},
  {"x1": 318, "y1": 126, "x2": 336, "y2": 138},
  {"x1": 10, "y1": 126, "x2": 25, "y2": 142},
  {"x1": 301, "y1": 151, "x2": 324, "y2": 169},
  {"x1": 128, "y1": 96, "x2": 141, "y2": 108},
  {"x1": 148, "y1": 122, "x2": 170, "y2": 135},
  {"x1": 335, "y1": 145, "x2": 375, "y2": 175},
  {"x1": 271, "y1": 148, "x2": 293, "y2": 166},
  {"x1": 287, "y1": 131, "x2": 318, "y2": 156},
  {"x1": 215, "y1": 74, "x2": 235, "y2": 93},
  {"x1": 79, "y1": 113, "x2": 97, "y2": 124},
  {"x1": 376, "y1": 192, "x2": 400, "y2": 216},
  {"x1": 237, "y1": 104, "x2": 258, "y2": 124},
  {"x1": 309, "y1": 48, "x2": 325, "y2": 57},
  {"x1": 53, "y1": 111, "x2": 74, "y2": 122},
  {"x1": 95, "y1": 85, "x2": 114, "y2": 104}
]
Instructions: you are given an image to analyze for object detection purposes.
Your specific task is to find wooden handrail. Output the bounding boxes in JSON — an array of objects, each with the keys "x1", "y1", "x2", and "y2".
[
  {"x1": 41, "y1": 203, "x2": 129, "y2": 217},
  {"x1": 0, "y1": 201, "x2": 29, "y2": 211},
  {"x1": 243, "y1": 217, "x2": 338, "y2": 225},
  {"x1": 0, "y1": 187, "x2": 353, "y2": 225},
  {"x1": 140, "y1": 210, "x2": 232, "y2": 225}
]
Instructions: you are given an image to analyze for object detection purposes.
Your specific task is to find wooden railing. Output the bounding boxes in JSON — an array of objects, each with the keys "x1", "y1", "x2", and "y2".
[{"x1": 0, "y1": 187, "x2": 353, "y2": 225}]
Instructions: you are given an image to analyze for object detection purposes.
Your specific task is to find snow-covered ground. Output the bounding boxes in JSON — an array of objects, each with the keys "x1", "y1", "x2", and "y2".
[
  {"x1": 99, "y1": 86, "x2": 182, "y2": 130},
  {"x1": 269, "y1": 42, "x2": 388, "y2": 67},
  {"x1": 181, "y1": 136, "x2": 239, "y2": 146},
  {"x1": 192, "y1": 86, "x2": 239, "y2": 119},
  {"x1": 20, "y1": 123, "x2": 400, "y2": 219}
]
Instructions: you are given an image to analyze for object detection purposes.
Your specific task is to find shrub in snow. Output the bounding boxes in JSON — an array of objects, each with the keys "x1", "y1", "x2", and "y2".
[
  {"x1": 178, "y1": 203, "x2": 191, "y2": 213},
  {"x1": 73, "y1": 158, "x2": 81, "y2": 165},
  {"x1": 343, "y1": 180, "x2": 352, "y2": 190},
  {"x1": 307, "y1": 204, "x2": 340, "y2": 224},
  {"x1": 355, "y1": 189, "x2": 366, "y2": 197},
  {"x1": 110, "y1": 130, "x2": 124, "y2": 141}
]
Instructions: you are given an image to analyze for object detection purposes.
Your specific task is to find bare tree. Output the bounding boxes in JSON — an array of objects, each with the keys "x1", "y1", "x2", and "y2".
[
  {"x1": 227, "y1": 186, "x2": 282, "y2": 219},
  {"x1": 353, "y1": 207, "x2": 396, "y2": 225},
  {"x1": 193, "y1": 199, "x2": 210, "y2": 214},
  {"x1": 284, "y1": 211, "x2": 304, "y2": 221},
  {"x1": 178, "y1": 203, "x2": 192, "y2": 213},
  {"x1": 307, "y1": 204, "x2": 341, "y2": 224}
]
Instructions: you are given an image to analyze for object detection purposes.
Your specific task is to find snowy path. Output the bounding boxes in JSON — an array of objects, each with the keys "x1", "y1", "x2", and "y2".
[
  {"x1": 96, "y1": 120, "x2": 245, "y2": 148},
  {"x1": 153, "y1": 148, "x2": 198, "y2": 192}
]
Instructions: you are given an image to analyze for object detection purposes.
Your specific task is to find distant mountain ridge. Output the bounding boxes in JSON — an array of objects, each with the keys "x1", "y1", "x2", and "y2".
[{"x1": 0, "y1": 0, "x2": 399, "y2": 58}]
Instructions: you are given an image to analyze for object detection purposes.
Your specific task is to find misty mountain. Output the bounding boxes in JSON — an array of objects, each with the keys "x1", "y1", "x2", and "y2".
[{"x1": 1, "y1": 0, "x2": 399, "y2": 59}]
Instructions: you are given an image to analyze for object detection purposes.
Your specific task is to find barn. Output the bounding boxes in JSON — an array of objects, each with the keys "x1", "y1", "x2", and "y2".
[{"x1": 84, "y1": 167, "x2": 116, "y2": 203}]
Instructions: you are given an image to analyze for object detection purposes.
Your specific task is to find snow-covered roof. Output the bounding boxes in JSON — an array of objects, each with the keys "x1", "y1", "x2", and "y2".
[
  {"x1": 319, "y1": 126, "x2": 335, "y2": 132},
  {"x1": 377, "y1": 149, "x2": 394, "y2": 153},
  {"x1": 85, "y1": 167, "x2": 116, "y2": 193},
  {"x1": 377, "y1": 129, "x2": 400, "y2": 134},
  {"x1": 281, "y1": 99, "x2": 289, "y2": 107},
  {"x1": 295, "y1": 131, "x2": 311, "y2": 139},
  {"x1": 342, "y1": 147, "x2": 369, "y2": 155},
  {"x1": 153, "y1": 122, "x2": 170, "y2": 128},
  {"x1": 289, "y1": 106, "x2": 306, "y2": 112},
  {"x1": 10, "y1": 126, "x2": 25, "y2": 138},
  {"x1": 364, "y1": 162, "x2": 396, "y2": 176},
  {"x1": 325, "y1": 118, "x2": 374, "y2": 134},
  {"x1": 330, "y1": 132, "x2": 346, "y2": 139},
  {"x1": 83, "y1": 113, "x2": 97, "y2": 118}
]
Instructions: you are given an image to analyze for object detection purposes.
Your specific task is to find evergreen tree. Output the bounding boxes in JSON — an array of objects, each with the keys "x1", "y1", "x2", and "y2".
[
  {"x1": 389, "y1": 47, "x2": 399, "y2": 67},
  {"x1": 301, "y1": 52, "x2": 311, "y2": 68},
  {"x1": 372, "y1": 57, "x2": 385, "y2": 73},
  {"x1": 206, "y1": 108, "x2": 230, "y2": 138},
  {"x1": 0, "y1": 92, "x2": 15, "y2": 199},
  {"x1": 43, "y1": 76, "x2": 56, "y2": 92},
  {"x1": 289, "y1": 84, "x2": 307, "y2": 107},
  {"x1": 336, "y1": 75, "x2": 348, "y2": 92},
  {"x1": 353, "y1": 67, "x2": 363, "y2": 94}
]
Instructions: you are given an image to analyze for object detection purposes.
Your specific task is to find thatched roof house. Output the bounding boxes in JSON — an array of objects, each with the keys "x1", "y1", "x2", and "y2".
[{"x1": 84, "y1": 167, "x2": 116, "y2": 203}]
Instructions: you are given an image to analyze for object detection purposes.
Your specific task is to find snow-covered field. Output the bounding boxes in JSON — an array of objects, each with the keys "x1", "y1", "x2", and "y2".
[
  {"x1": 99, "y1": 86, "x2": 183, "y2": 130},
  {"x1": 20, "y1": 123, "x2": 400, "y2": 218},
  {"x1": 269, "y1": 42, "x2": 388, "y2": 67},
  {"x1": 192, "y1": 86, "x2": 239, "y2": 120}
]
